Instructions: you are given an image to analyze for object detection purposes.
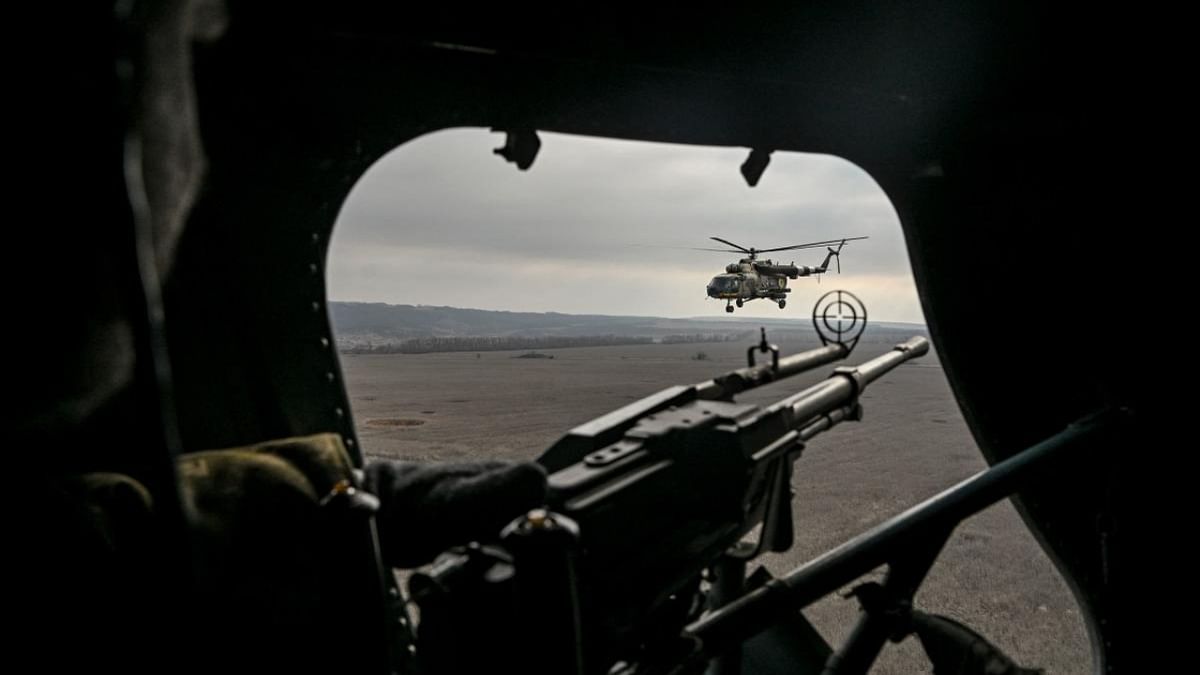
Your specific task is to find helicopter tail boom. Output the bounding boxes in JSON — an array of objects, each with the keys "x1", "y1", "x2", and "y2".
[
  {"x1": 753, "y1": 263, "x2": 800, "y2": 278},
  {"x1": 814, "y1": 240, "x2": 848, "y2": 275}
]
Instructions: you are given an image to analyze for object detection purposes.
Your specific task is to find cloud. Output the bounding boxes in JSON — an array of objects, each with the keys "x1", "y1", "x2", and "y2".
[{"x1": 329, "y1": 129, "x2": 922, "y2": 322}]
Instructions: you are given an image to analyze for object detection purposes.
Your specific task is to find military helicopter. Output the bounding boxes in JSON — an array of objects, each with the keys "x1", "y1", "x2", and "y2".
[{"x1": 703, "y1": 236, "x2": 868, "y2": 312}]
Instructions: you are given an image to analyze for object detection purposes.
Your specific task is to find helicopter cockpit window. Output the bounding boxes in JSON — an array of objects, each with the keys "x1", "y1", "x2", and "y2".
[{"x1": 326, "y1": 129, "x2": 1091, "y2": 674}]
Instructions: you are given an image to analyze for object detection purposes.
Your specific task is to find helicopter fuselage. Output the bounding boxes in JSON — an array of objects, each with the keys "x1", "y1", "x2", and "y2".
[{"x1": 706, "y1": 258, "x2": 796, "y2": 310}]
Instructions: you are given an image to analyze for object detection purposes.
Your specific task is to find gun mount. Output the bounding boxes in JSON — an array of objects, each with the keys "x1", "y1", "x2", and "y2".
[{"x1": 530, "y1": 335, "x2": 930, "y2": 674}]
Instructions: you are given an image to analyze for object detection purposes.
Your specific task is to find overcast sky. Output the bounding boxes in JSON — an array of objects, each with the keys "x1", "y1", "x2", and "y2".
[{"x1": 328, "y1": 129, "x2": 923, "y2": 323}]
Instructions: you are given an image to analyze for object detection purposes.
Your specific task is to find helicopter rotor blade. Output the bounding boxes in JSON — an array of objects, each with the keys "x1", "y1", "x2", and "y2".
[
  {"x1": 633, "y1": 244, "x2": 746, "y2": 254},
  {"x1": 757, "y1": 243, "x2": 830, "y2": 253},
  {"x1": 756, "y1": 236, "x2": 868, "y2": 253},
  {"x1": 710, "y1": 237, "x2": 752, "y2": 253}
]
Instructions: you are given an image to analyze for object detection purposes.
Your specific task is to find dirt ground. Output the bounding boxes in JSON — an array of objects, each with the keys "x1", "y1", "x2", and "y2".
[{"x1": 341, "y1": 332, "x2": 1092, "y2": 674}]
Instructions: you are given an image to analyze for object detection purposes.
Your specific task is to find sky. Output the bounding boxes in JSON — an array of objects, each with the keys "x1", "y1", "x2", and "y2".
[{"x1": 328, "y1": 129, "x2": 924, "y2": 323}]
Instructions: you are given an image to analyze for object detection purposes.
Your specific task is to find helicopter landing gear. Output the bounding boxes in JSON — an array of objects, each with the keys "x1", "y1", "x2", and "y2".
[
  {"x1": 735, "y1": 299, "x2": 744, "y2": 308},
  {"x1": 725, "y1": 302, "x2": 734, "y2": 313},
  {"x1": 777, "y1": 300, "x2": 786, "y2": 309}
]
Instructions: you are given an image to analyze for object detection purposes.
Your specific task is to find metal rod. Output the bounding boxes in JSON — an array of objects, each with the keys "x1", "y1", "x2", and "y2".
[
  {"x1": 681, "y1": 408, "x2": 1117, "y2": 665},
  {"x1": 706, "y1": 555, "x2": 749, "y2": 675},
  {"x1": 821, "y1": 533, "x2": 949, "y2": 675},
  {"x1": 820, "y1": 608, "x2": 892, "y2": 675}
]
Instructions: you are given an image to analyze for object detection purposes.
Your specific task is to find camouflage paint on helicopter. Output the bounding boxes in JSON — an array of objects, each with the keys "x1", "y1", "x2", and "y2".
[{"x1": 703, "y1": 236, "x2": 867, "y2": 312}]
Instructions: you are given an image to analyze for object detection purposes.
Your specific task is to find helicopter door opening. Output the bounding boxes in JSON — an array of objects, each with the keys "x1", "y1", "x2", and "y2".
[{"x1": 325, "y1": 128, "x2": 1091, "y2": 674}]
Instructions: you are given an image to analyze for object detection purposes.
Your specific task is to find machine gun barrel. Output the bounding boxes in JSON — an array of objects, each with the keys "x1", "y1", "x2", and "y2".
[
  {"x1": 773, "y1": 336, "x2": 929, "y2": 430},
  {"x1": 694, "y1": 343, "x2": 849, "y2": 400},
  {"x1": 540, "y1": 339, "x2": 854, "y2": 472}
]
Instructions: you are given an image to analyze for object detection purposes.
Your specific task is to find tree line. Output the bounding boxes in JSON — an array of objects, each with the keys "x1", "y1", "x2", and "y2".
[
  {"x1": 660, "y1": 332, "x2": 752, "y2": 344},
  {"x1": 338, "y1": 332, "x2": 751, "y2": 354},
  {"x1": 339, "y1": 334, "x2": 653, "y2": 354}
]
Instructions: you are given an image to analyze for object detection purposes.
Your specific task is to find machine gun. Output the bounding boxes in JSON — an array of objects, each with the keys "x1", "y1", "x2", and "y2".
[{"x1": 407, "y1": 292, "x2": 1115, "y2": 675}]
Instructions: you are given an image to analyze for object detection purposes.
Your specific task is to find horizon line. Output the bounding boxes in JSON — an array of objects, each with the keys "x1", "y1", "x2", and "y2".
[{"x1": 328, "y1": 299, "x2": 928, "y2": 327}]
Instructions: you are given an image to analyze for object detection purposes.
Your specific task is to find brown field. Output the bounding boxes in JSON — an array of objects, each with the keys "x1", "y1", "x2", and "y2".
[{"x1": 342, "y1": 331, "x2": 1091, "y2": 674}]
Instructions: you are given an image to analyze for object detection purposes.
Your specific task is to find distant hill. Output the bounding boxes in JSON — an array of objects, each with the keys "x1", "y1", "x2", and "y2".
[
  {"x1": 330, "y1": 302, "x2": 683, "y2": 340},
  {"x1": 329, "y1": 302, "x2": 926, "y2": 351}
]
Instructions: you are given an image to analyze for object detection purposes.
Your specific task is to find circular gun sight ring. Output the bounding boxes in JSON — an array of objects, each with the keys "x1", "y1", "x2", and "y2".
[{"x1": 812, "y1": 290, "x2": 867, "y2": 351}]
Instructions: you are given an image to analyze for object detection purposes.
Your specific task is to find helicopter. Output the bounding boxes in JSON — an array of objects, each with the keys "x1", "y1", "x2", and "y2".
[{"x1": 702, "y1": 236, "x2": 867, "y2": 311}]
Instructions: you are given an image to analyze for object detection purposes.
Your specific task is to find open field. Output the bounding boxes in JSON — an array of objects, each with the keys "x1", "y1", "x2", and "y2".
[{"x1": 341, "y1": 329, "x2": 1091, "y2": 674}]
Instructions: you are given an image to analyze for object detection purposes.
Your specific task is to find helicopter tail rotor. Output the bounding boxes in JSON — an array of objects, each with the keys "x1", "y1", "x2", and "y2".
[
  {"x1": 826, "y1": 239, "x2": 847, "y2": 274},
  {"x1": 827, "y1": 246, "x2": 841, "y2": 274}
]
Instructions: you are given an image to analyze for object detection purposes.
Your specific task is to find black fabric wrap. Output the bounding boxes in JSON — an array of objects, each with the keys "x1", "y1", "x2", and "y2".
[{"x1": 365, "y1": 460, "x2": 549, "y2": 568}]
